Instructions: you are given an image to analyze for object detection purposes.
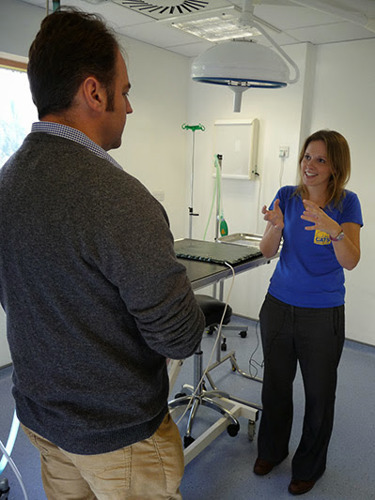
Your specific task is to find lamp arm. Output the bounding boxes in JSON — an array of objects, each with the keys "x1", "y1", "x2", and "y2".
[
  {"x1": 240, "y1": 0, "x2": 300, "y2": 84},
  {"x1": 251, "y1": 20, "x2": 300, "y2": 84}
]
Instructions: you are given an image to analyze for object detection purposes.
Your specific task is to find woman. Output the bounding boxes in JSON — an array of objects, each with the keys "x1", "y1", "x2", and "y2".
[{"x1": 253, "y1": 130, "x2": 363, "y2": 495}]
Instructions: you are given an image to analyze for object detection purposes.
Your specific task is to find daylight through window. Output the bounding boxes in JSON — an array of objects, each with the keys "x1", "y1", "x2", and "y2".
[{"x1": 0, "y1": 58, "x2": 38, "y2": 167}]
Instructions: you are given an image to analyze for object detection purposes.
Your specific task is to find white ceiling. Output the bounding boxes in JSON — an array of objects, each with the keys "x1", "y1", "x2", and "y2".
[{"x1": 21, "y1": 0, "x2": 375, "y2": 57}]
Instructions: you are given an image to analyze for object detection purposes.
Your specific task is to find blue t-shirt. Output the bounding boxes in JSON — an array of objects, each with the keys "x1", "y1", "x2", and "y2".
[{"x1": 268, "y1": 186, "x2": 363, "y2": 308}]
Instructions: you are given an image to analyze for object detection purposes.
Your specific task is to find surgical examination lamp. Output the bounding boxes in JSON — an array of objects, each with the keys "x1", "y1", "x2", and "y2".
[{"x1": 191, "y1": 0, "x2": 300, "y2": 112}]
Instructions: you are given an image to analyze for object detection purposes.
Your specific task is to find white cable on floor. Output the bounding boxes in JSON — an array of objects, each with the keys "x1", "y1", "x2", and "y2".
[
  {"x1": 0, "y1": 438, "x2": 28, "y2": 500},
  {"x1": 0, "y1": 409, "x2": 19, "y2": 474}
]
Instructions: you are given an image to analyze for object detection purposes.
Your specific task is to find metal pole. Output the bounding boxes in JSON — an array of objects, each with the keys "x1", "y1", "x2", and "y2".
[
  {"x1": 182, "y1": 123, "x2": 205, "y2": 239},
  {"x1": 189, "y1": 131, "x2": 196, "y2": 239}
]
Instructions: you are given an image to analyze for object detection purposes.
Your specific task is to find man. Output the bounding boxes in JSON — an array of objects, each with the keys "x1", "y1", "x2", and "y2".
[{"x1": 0, "y1": 8, "x2": 205, "y2": 499}]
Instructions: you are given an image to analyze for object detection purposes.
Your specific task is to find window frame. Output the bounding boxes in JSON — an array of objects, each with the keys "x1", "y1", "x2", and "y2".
[{"x1": 0, "y1": 56, "x2": 27, "y2": 72}]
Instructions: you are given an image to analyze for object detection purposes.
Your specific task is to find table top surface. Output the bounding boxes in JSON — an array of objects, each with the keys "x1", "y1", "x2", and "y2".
[{"x1": 175, "y1": 238, "x2": 271, "y2": 289}]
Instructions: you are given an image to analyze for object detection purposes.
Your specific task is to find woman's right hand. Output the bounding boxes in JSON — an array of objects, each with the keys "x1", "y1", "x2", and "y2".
[
  {"x1": 260, "y1": 199, "x2": 284, "y2": 258},
  {"x1": 261, "y1": 199, "x2": 284, "y2": 230}
]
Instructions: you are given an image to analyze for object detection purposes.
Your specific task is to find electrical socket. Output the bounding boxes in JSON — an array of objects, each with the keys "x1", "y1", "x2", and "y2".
[{"x1": 279, "y1": 146, "x2": 290, "y2": 158}]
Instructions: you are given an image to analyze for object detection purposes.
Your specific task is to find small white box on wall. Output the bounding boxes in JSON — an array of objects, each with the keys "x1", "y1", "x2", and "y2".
[{"x1": 214, "y1": 118, "x2": 259, "y2": 180}]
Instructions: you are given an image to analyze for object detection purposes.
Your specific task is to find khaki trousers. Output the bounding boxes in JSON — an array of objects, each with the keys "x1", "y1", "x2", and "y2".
[{"x1": 22, "y1": 413, "x2": 184, "y2": 499}]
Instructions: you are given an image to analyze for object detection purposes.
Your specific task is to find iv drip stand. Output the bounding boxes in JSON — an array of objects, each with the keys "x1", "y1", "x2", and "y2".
[{"x1": 182, "y1": 123, "x2": 205, "y2": 238}]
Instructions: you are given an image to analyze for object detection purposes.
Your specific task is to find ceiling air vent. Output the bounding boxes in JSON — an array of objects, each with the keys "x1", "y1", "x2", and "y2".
[{"x1": 110, "y1": 0, "x2": 229, "y2": 21}]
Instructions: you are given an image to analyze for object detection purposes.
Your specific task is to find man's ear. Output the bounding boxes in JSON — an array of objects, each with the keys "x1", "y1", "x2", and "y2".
[{"x1": 81, "y1": 76, "x2": 106, "y2": 112}]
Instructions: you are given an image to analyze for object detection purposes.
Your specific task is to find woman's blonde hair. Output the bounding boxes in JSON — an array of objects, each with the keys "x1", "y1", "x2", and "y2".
[{"x1": 295, "y1": 130, "x2": 351, "y2": 207}]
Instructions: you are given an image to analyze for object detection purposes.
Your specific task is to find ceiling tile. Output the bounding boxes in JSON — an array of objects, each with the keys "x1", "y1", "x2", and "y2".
[
  {"x1": 253, "y1": 5, "x2": 340, "y2": 30},
  {"x1": 286, "y1": 21, "x2": 375, "y2": 44},
  {"x1": 116, "y1": 21, "x2": 204, "y2": 47},
  {"x1": 166, "y1": 40, "x2": 215, "y2": 57}
]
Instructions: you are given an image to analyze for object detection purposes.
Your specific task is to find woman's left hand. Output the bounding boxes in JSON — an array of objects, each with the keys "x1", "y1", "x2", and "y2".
[
  {"x1": 301, "y1": 199, "x2": 341, "y2": 238},
  {"x1": 301, "y1": 199, "x2": 361, "y2": 270}
]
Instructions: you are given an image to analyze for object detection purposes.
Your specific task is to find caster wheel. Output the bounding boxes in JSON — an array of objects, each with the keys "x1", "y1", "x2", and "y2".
[
  {"x1": 221, "y1": 342, "x2": 227, "y2": 352},
  {"x1": 184, "y1": 435, "x2": 195, "y2": 448},
  {"x1": 207, "y1": 325, "x2": 215, "y2": 335},
  {"x1": 0, "y1": 478, "x2": 9, "y2": 498},
  {"x1": 248, "y1": 420, "x2": 256, "y2": 441},
  {"x1": 239, "y1": 331, "x2": 247, "y2": 338},
  {"x1": 227, "y1": 422, "x2": 240, "y2": 437},
  {"x1": 231, "y1": 364, "x2": 236, "y2": 372},
  {"x1": 174, "y1": 392, "x2": 186, "y2": 398}
]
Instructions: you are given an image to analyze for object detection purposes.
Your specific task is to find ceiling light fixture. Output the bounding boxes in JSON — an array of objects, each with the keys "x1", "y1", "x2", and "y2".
[
  {"x1": 162, "y1": 5, "x2": 281, "y2": 43},
  {"x1": 162, "y1": 6, "x2": 263, "y2": 43},
  {"x1": 191, "y1": 0, "x2": 300, "y2": 112}
]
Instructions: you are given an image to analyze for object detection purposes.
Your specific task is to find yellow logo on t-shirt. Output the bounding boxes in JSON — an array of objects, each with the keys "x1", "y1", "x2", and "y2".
[{"x1": 314, "y1": 230, "x2": 331, "y2": 245}]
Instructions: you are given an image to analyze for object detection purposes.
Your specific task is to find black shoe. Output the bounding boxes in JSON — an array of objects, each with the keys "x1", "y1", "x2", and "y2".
[
  {"x1": 288, "y1": 479, "x2": 316, "y2": 495},
  {"x1": 253, "y1": 458, "x2": 275, "y2": 476}
]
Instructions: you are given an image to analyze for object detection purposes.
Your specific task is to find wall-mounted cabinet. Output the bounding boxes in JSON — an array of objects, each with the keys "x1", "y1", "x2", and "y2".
[{"x1": 213, "y1": 118, "x2": 259, "y2": 180}]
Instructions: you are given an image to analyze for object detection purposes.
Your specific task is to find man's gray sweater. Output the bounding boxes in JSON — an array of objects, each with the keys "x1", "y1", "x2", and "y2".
[{"x1": 0, "y1": 132, "x2": 204, "y2": 454}]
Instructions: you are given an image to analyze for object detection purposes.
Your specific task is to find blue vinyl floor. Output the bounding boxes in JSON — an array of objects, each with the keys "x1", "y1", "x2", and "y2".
[{"x1": 0, "y1": 316, "x2": 374, "y2": 499}]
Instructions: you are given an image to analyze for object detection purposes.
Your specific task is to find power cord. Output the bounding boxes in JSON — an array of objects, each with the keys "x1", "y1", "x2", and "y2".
[{"x1": 248, "y1": 319, "x2": 264, "y2": 379}]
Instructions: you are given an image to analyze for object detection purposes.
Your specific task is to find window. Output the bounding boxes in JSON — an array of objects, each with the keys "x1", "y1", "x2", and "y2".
[{"x1": 0, "y1": 55, "x2": 38, "y2": 167}]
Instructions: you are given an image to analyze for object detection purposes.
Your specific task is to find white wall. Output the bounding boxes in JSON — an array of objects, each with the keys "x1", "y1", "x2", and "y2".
[
  {"x1": 0, "y1": 0, "x2": 43, "y2": 56},
  {"x1": 111, "y1": 38, "x2": 190, "y2": 236}
]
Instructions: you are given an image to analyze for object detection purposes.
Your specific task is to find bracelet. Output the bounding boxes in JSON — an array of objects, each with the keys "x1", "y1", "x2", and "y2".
[{"x1": 330, "y1": 229, "x2": 345, "y2": 241}]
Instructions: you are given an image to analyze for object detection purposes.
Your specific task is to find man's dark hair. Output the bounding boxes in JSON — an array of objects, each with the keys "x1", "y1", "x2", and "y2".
[{"x1": 28, "y1": 7, "x2": 119, "y2": 119}]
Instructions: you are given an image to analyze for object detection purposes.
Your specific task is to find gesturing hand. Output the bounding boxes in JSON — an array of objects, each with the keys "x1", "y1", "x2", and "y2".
[
  {"x1": 301, "y1": 199, "x2": 341, "y2": 236},
  {"x1": 261, "y1": 199, "x2": 284, "y2": 230}
]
